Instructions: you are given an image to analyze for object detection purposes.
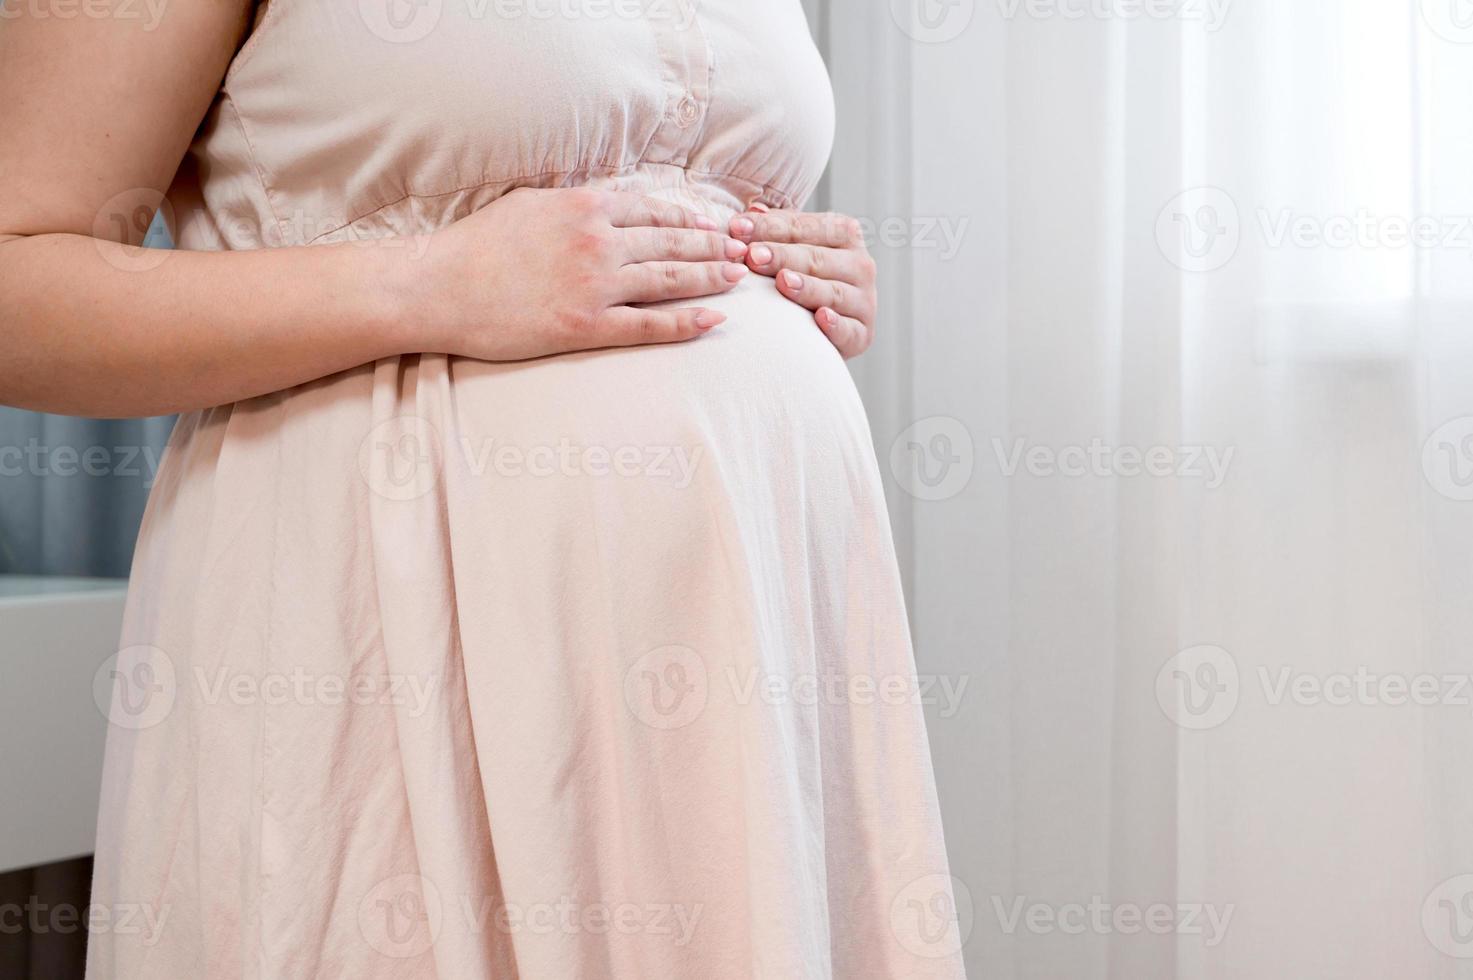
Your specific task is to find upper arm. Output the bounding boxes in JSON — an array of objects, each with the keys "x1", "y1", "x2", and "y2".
[{"x1": 0, "y1": 0, "x2": 255, "y2": 244}]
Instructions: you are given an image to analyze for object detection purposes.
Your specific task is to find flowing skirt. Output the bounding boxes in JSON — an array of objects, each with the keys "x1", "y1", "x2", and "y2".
[{"x1": 86, "y1": 276, "x2": 965, "y2": 979}]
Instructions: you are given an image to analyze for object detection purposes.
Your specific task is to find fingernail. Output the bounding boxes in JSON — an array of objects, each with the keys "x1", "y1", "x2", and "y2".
[
  {"x1": 694, "y1": 215, "x2": 719, "y2": 231},
  {"x1": 723, "y1": 263, "x2": 749, "y2": 282},
  {"x1": 782, "y1": 270, "x2": 803, "y2": 290},
  {"x1": 750, "y1": 244, "x2": 773, "y2": 266},
  {"x1": 725, "y1": 238, "x2": 749, "y2": 260},
  {"x1": 730, "y1": 216, "x2": 755, "y2": 240},
  {"x1": 749, "y1": 202, "x2": 771, "y2": 214},
  {"x1": 695, "y1": 310, "x2": 725, "y2": 330}
]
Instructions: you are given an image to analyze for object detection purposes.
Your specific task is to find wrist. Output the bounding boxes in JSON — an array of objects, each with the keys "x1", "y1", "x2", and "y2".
[{"x1": 363, "y1": 233, "x2": 440, "y2": 356}]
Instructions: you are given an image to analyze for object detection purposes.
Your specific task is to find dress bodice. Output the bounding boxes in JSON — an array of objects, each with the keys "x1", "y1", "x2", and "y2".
[{"x1": 166, "y1": 0, "x2": 836, "y2": 251}]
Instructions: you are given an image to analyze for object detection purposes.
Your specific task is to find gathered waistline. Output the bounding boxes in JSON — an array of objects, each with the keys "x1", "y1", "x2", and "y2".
[{"x1": 300, "y1": 160, "x2": 800, "y2": 247}]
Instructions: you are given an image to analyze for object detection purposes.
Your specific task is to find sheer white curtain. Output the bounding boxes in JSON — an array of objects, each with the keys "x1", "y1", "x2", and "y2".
[{"x1": 809, "y1": 1, "x2": 1473, "y2": 976}]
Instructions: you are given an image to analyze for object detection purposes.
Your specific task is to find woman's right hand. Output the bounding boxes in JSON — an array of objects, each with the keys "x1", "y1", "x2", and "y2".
[{"x1": 418, "y1": 187, "x2": 751, "y2": 361}]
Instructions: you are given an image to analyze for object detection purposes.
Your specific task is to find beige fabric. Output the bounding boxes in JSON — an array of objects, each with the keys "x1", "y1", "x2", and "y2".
[{"x1": 87, "y1": 3, "x2": 964, "y2": 977}]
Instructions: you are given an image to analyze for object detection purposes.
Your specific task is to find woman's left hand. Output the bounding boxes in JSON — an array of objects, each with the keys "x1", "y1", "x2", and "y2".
[{"x1": 729, "y1": 206, "x2": 877, "y2": 359}]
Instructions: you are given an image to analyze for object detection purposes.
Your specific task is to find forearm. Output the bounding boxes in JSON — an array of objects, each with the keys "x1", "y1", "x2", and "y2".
[{"x1": 0, "y1": 233, "x2": 420, "y2": 418}]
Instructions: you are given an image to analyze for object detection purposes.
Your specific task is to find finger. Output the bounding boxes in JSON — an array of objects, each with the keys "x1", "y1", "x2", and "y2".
[
  {"x1": 815, "y1": 307, "x2": 872, "y2": 359},
  {"x1": 605, "y1": 193, "x2": 719, "y2": 231},
  {"x1": 619, "y1": 261, "x2": 748, "y2": 304},
  {"x1": 729, "y1": 209, "x2": 863, "y2": 247},
  {"x1": 745, "y1": 241, "x2": 869, "y2": 285},
  {"x1": 774, "y1": 269, "x2": 873, "y2": 322},
  {"x1": 592, "y1": 306, "x2": 727, "y2": 348},
  {"x1": 622, "y1": 227, "x2": 749, "y2": 264}
]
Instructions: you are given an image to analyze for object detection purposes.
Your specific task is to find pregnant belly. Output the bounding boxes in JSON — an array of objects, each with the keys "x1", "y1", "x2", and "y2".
[
  {"x1": 168, "y1": 275, "x2": 878, "y2": 563},
  {"x1": 435, "y1": 273, "x2": 871, "y2": 496},
  {"x1": 148, "y1": 272, "x2": 892, "y2": 698}
]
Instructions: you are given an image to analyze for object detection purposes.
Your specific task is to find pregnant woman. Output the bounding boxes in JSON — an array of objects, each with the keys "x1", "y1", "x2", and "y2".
[{"x1": 0, "y1": 2, "x2": 962, "y2": 977}]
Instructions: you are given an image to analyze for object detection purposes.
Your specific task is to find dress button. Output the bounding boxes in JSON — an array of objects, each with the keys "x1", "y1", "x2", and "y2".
[{"x1": 674, "y1": 94, "x2": 701, "y2": 128}]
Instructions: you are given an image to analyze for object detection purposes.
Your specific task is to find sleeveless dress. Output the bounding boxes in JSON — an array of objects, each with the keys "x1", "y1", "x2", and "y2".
[{"x1": 87, "y1": 3, "x2": 964, "y2": 977}]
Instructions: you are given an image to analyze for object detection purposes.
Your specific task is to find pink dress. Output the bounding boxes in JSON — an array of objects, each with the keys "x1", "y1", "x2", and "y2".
[{"x1": 87, "y1": 2, "x2": 964, "y2": 977}]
